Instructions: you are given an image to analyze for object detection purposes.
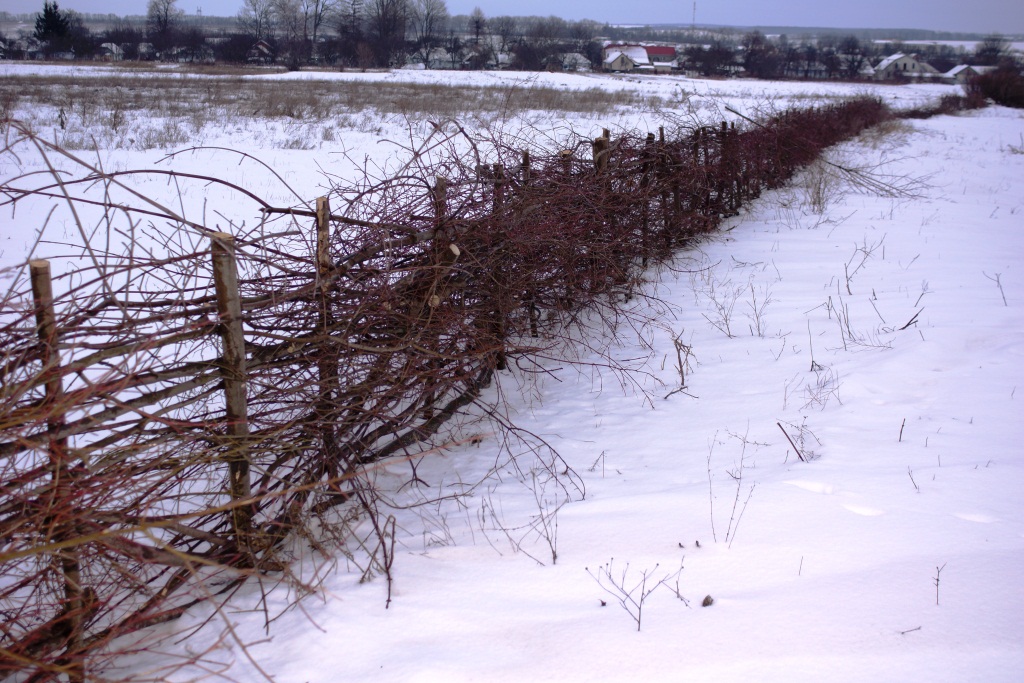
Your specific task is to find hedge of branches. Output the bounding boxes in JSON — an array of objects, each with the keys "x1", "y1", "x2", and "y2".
[{"x1": 0, "y1": 95, "x2": 890, "y2": 680}]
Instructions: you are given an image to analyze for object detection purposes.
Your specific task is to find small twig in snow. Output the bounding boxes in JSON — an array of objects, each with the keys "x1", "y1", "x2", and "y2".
[
  {"x1": 983, "y1": 272, "x2": 1008, "y2": 306},
  {"x1": 777, "y1": 422, "x2": 807, "y2": 462},
  {"x1": 898, "y1": 309, "x2": 922, "y2": 331},
  {"x1": 934, "y1": 562, "x2": 947, "y2": 606}
]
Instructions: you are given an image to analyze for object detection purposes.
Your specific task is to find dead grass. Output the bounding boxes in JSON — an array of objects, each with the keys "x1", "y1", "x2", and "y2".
[
  {"x1": 0, "y1": 69, "x2": 667, "y2": 150},
  {"x1": 856, "y1": 118, "x2": 914, "y2": 149},
  {"x1": 1, "y1": 70, "x2": 657, "y2": 133},
  {"x1": 1007, "y1": 133, "x2": 1024, "y2": 155}
]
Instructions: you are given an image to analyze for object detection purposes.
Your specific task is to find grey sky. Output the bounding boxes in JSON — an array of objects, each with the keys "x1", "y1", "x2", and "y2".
[{"x1": 3, "y1": 0, "x2": 1022, "y2": 34}]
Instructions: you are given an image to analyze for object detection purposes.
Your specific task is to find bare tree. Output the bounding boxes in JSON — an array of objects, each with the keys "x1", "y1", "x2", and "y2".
[
  {"x1": 178, "y1": 24, "x2": 208, "y2": 61},
  {"x1": 445, "y1": 28, "x2": 464, "y2": 68},
  {"x1": 103, "y1": 19, "x2": 143, "y2": 59},
  {"x1": 839, "y1": 35, "x2": 867, "y2": 79},
  {"x1": 684, "y1": 40, "x2": 734, "y2": 77},
  {"x1": 147, "y1": 0, "x2": 183, "y2": 53},
  {"x1": 799, "y1": 40, "x2": 818, "y2": 78},
  {"x1": 742, "y1": 30, "x2": 781, "y2": 79},
  {"x1": 338, "y1": 0, "x2": 363, "y2": 35},
  {"x1": 568, "y1": 19, "x2": 598, "y2": 54},
  {"x1": 366, "y1": 0, "x2": 408, "y2": 66},
  {"x1": 469, "y1": 6, "x2": 485, "y2": 45},
  {"x1": 527, "y1": 15, "x2": 566, "y2": 47},
  {"x1": 273, "y1": 0, "x2": 307, "y2": 67},
  {"x1": 302, "y1": 0, "x2": 340, "y2": 62},
  {"x1": 920, "y1": 43, "x2": 961, "y2": 73},
  {"x1": 336, "y1": 0, "x2": 363, "y2": 65},
  {"x1": 974, "y1": 34, "x2": 1009, "y2": 66},
  {"x1": 513, "y1": 15, "x2": 566, "y2": 70},
  {"x1": 238, "y1": 0, "x2": 275, "y2": 41},
  {"x1": 490, "y1": 14, "x2": 518, "y2": 53},
  {"x1": 409, "y1": 0, "x2": 447, "y2": 65},
  {"x1": 821, "y1": 48, "x2": 842, "y2": 79}
]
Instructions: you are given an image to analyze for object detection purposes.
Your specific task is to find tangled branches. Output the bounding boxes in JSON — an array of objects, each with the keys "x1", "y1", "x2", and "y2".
[{"x1": 0, "y1": 96, "x2": 890, "y2": 679}]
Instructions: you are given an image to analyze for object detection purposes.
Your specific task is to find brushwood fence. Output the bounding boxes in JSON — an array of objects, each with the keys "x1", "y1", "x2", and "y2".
[{"x1": 0, "y1": 96, "x2": 890, "y2": 679}]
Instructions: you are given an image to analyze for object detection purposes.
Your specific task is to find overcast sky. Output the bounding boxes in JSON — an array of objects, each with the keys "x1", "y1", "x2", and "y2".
[{"x1": 3, "y1": 0, "x2": 1022, "y2": 35}]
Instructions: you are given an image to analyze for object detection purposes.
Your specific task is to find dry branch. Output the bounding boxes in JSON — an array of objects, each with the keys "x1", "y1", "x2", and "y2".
[{"x1": 1, "y1": 96, "x2": 893, "y2": 679}]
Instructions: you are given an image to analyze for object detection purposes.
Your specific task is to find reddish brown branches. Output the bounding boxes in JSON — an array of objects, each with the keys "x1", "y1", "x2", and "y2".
[{"x1": 0, "y1": 97, "x2": 890, "y2": 679}]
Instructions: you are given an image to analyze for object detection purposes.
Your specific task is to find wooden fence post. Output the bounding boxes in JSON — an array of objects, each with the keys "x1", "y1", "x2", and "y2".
[
  {"x1": 641, "y1": 133, "x2": 655, "y2": 267},
  {"x1": 314, "y1": 197, "x2": 341, "y2": 477},
  {"x1": 519, "y1": 151, "x2": 540, "y2": 337},
  {"x1": 659, "y1": 127, "x2": 673, "y2": 242},
  {"x1": 559, "y1": 149, "x2": 573, "y2": 175},
  {"x1": 421, "y1": 179, "x2": 450, "y2": 420},
  {"x1": 728, "y1": 121, "x2": 739, "y2": 211},
  {"x1": 210, "y1": 233, "x2": 253, "y2": 550},
  {"x1": 492, "y1": 163, "x2": 505, "y2": 211},
  {"x1": 30, "y1": 261, "x2": 64, "y2": 422},
  {"x1": 592, "y1": 133, "x2": 610, "y2": 173},
  {"x1": 315, "y1": 196, "x2": 333, "y2": 302},
  {"x1": 719, "y1": 121, "x2": 730, "y2": 211},
  {"x1": 31, "y1": 260, "x2": 85, "y2": 683},
  {"x1": 432, "y1": 176, "x2": 448, "y2": 223},
  {"x1": 487, "y1": 164, "x2": 503, "y2": 368}
]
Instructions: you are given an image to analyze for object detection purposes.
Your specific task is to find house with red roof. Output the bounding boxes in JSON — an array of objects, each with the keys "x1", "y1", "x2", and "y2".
[{"x1": 644, "y1": 45, "x2": 678, "y2": 72}]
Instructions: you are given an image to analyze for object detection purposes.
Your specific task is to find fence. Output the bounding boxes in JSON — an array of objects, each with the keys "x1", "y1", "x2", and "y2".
[{"x1": 0, "y1": 96, "x2": 890, "y2": 679}]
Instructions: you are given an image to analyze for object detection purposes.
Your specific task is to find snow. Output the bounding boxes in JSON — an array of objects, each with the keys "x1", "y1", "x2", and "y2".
[
  {"x1": 0, "y1": 61, "x2": 962, "y2": 106},
  {"x1": 617, "y1": 45, "x2": 653, "y2": 66},
  {"x1": 2, "y1": 66, "x2": 1023, "y2": 681},
  {"x1": 871, "y1": 39, "x2": 1024, "y2": 55}
]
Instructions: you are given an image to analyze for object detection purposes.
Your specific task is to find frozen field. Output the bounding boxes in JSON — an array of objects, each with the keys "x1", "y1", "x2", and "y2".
[{"x1": 2, "y1": 66, "x2": 1022, "y2": 681}]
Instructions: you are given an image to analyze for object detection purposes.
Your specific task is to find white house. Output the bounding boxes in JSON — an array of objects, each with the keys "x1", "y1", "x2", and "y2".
[
  {"x1": 602, "y1": 44, "x2": 680, "y2": 73},
  {"x1": 99, "y1": 43, "x2": 124, "y2": 61},
  {"x1": 603, "y1": 44, "x2": 652, "y2": 72},
  {"x1": 603, "y1": 50, "x2": 632, "y2": 72},
  {"x1": 559, "y1": 53, "x2": 592, "y2": 72},
  {"x1": 874, "y1": 53, "x2": 939, "y2": 80},
  {"x1": 942, "y1": 64, "x2": 995, "y2": 85}
]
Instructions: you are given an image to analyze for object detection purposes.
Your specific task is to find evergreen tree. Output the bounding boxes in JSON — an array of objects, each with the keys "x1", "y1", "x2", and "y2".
[{"x1": 34, "y1": 1, "x2": 71, "y2": 45}]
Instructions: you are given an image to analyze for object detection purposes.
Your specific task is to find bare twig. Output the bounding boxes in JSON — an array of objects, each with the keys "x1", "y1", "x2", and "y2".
[{"x1": 777, "y1": 422, "x2": 807, "y2": 462}]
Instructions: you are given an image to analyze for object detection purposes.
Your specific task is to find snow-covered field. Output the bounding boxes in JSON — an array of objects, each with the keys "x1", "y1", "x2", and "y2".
[
  {"x1": 2, "y1": 66, "x2": 1023, "y2": 681},
  {"x1": 871, "y1": 39, "x2": 1024, "y2": 55}
]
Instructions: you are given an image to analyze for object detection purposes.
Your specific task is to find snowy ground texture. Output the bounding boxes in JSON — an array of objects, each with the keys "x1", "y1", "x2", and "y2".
[{"x1": 4, "y1": 66, "x2": 1023, "y2": 681}]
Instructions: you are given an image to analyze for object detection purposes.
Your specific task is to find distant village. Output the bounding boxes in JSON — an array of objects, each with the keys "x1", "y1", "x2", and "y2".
[
  {"x1": 1, "y1": 0, "x2": 1019, "y2": 85},
  {"x1": 598, "y1": 43, "x2": 1003, "y2": 85}
]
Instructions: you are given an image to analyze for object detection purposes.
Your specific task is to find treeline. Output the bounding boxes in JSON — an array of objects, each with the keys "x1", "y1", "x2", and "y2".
[
  {"x1": 688, "y1": 31, "x2": 1019, "y2": 79},
  {"x1": 600, "y1": 23, "x2": 1011, "y2": 45},
  {"x1": 4, "y1": 0, "x2": 1021, "y2": 79},
  {"x1": 4, "y1": 0, "x2": 609, "y2": 69}
]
